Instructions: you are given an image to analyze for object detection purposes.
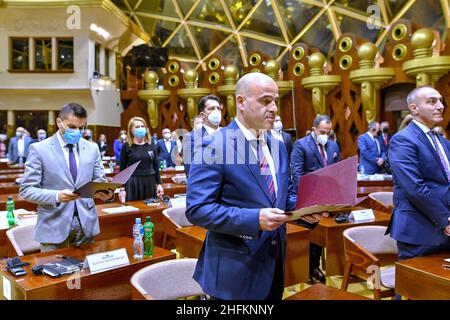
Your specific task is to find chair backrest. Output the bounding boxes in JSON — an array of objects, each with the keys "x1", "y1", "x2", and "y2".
[
  {"x1": 130, "y1": 258, "x2": 203, "y2": 299},
  {"x1": 368, "y1": 192, "x2": 393, "y2": 207},
  {"x1": 6, "y1": 224, "x2": 40, "y2": 256},
  {"x1": 162, "y1": 206, "x2": 191, "y2": 228},
  {"x1": 343, "y1": 226, "x2": 397, "y2": 255}
]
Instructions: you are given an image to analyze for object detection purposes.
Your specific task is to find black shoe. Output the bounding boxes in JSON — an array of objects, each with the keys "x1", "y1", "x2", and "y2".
[{"x1": 310, "y1": 267, "x2": 326, "y2": 283}]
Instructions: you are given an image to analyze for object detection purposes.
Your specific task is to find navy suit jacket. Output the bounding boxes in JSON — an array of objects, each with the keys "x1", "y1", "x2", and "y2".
[
  {"x1": 186, "y1": 120, "x2": 296, "y2": 300},
  {"x1": 8, "y1": 136, "x2": 33, "y2": 163},
  {"x1": 388, "y1": 122, "x2": 450, "y2": 246},
  {"x1": 357, "y1": 133, "x2": 386, "y2": 174},
  {"x1": 156, "y1": 139, "x2": 177, "y2": 168},
  {"x1": 290, "y1": 134, "x2": 341, "y2": 193}
]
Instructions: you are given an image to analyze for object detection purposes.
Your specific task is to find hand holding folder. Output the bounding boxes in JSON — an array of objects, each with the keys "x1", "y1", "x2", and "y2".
[
  {"x1": 74, "y1": 161, "x2": 140, "y2": 198},
  {"x1": 288, "y1": 156, "x2": 358, "y2": 221}
]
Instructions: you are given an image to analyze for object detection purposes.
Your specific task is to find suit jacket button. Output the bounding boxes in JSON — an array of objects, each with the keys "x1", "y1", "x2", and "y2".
[{"x1": 272, "y1": 240, "x2": 277, "y2": 245}]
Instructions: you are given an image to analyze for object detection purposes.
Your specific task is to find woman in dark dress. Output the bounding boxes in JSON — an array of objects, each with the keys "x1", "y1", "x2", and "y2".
[{"x1": 120, "y1": 116, "x2": 164, "y2": 201}]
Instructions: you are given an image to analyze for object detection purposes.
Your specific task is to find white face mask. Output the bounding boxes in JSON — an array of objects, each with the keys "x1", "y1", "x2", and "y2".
[
  {"x1": 273, "y1": 120, "x2": 283, "y2": 131},
  {"x1": 316, "y1": 134, "x2": 328, "y2": 146},
  {"x1": 163, "y1": 132, "x2": 171, "y2": 140},
  {"x1": 194, "y1": 123, "x2": 203, "y2": 131},
  {"x1": 120, "y1": 134, "x2": 127, "y2": 140},
  {"x1": 208, "y1": 109, "x2": 222, "y2": 126}
]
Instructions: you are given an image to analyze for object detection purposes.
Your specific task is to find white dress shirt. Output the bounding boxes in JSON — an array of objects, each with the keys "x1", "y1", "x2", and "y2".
[
  {"x1": 17, "y1": 138, "x2": 25, "y2": 157},
  {"x1": 235, "y1": 118, "x2": 278, "y2": 196},
  {"x1": 164, "y1": 139, "x2": 172, "y2": 153}
]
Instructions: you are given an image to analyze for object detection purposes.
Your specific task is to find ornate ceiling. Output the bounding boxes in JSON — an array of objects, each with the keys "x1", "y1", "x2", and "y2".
[{"x1": 111, "y1": 0, "x2": 448, "y2": 71}]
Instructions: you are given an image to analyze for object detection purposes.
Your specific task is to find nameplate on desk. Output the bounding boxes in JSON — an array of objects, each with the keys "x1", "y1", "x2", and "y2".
[
  {"x1": 0, "y1": 158, "x2": 9, "y2": 163},
  {"x1": 349, "y1": 209, "x2": 375, "y2": 222},
  {"x1": 102, "y1": 206, "x2": 139, "y2": 214},
  {"x1": 369, "y1": 174, "x2": 384, "y2": 181},
  {"x1": 83, "y1": 248, "x2": 130, "y2": 274},
  {"x1": 175, "y1": 165, "x2": 185, "y2": 171},
  {"x1": 0, "y1": 212, "x2": 9, "y2": 230}
]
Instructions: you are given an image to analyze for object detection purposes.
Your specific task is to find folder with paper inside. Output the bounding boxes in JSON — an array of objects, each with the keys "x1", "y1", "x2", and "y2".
[
  {"x1": 288, "y1": 156, "x2": 358, "y2": 220},
  {"x1": 74, "y1": 161, "x2": 140, "y2": 198}
]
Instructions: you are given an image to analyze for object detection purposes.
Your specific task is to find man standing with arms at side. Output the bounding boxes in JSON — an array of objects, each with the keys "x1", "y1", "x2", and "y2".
[
  {"x1": 290, "y1": 114, "x2": 341, "y2": 283},
  {"x1": 357, "y1": 121, "x2": 386, "y2": 174},
  {"x1": 186, "y1": 73, "x2": 324, "y2": 300},
  {"x1": 269, "y1": 115, "x2": 293, "y2": 159},
  {"x1": 388, "y1": 86, "x2": 450, "y2": 260},
  {"x1": 8, "y1": 126, "x2": 33, "y2": 164},
  {"x1": 20, "y1": 103, "x2": 114, "y2": 252},
  {"x1": 182, "y1": 95, "x2": 222, "y2": 176},
  {"x1": 157, "y1": 128, "x2": 177, "y2": 168}
]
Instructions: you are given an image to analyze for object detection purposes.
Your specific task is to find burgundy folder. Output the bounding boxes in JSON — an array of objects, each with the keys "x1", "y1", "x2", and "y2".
[{"x1": 289, "y1": 156, "x2": 358, "y2": 220}]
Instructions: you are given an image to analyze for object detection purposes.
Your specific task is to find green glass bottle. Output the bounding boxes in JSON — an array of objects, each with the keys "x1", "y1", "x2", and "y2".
[
  {"x1": 6, "y1": 196, "x2": 15, "y2": 227},
  {"x1": 143, "y1": 216, "x2": 154, "y2": 257}
]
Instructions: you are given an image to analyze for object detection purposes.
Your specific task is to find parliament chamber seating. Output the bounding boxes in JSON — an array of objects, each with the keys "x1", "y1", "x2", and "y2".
[{"x1": 161, "y1": 206, "x2": 192, "y2": 249}]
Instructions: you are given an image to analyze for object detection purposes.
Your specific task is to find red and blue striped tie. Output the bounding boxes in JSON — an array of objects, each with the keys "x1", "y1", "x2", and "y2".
[{"x1": 257, "y1": 140, "x2": 276, "y2": 205}]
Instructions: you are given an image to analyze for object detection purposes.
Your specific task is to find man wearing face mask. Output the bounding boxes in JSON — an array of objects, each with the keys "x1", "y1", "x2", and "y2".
[
  {"x1": 357, "y1": 121, "x2": 386, "y2": 174},
  {"x1": 34, "y1": 129, "x2": 47, "y2": 143},
  {"x1": 269, "y1": 115, "x2": 293, "y2": 158},
  {"x1": 290, "y1": 114, "x2": 341, "y2": 283},
  {"x1": 157, "y1": 128, "x2": 177, "y2": 168},
  {"x1": 83, "y1": 128, "x2": 94, "y2": 142},
  {"x1": 20, "y1": 103, "x2": 114, "y2": 252},
  {"x1": 182, "y1": 95, "x2": 222, "y2": 176},
  {"x1": 380, "y1": 121, "x2": 391, "y2": 148},
  {"x1": 7, "y1": 126, "x2": 33, "y2": 164},
  {"x1": 0, "y1": 134, "x2": 7, "y2": 158}
]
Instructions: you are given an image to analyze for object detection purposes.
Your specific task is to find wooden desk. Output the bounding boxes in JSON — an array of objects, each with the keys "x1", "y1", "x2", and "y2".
[
  {"x1": 357, "y1": 186, "x2": 393, "y2": 197},
  {"x1": 310, "y1": 210, "x2": 391, "y2": 276},
  {"x1": 161, "y1": 169, "x2": 185, "y2": 175},
  {"x1": 357, "y1": 180, "x2": 393, "y2": 187},
  {"x1": 0, "y1": 174, "x2": 22, "y2": 183},
  {"x1": 0, "y1": 194, "x2": 37, "y2": 211},
  {"x1": 0, "y1": 183, "x2": 20, "y2": 195},
  {"x1": 0, "y1": 169, "x2": 24, "y2": 174},
  {"x1": 175, "y1": 224, "x2": 311, "y2": 287},
  {"x1": 162, "y1": 183, "x2": 186, "y2": 197},
  {"x1": 161, "y1": 174, "x2": 183, "y2": 184},
  {"x1": 0, "y1": 237, "x2": 175, "y2": 300},
  {"x1": 286, "y1": 283, "x2": 370, "y2": 300},
  {"x1": 395, "y1": 252, "x2": 450, "y2": 300}
]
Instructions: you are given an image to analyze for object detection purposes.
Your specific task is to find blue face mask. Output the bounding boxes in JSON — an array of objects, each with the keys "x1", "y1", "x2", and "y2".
[
  {"x1": 134, "y1": 127, "x2": 147, "y2": 138},
  {"x1": 61, "y1": 122, "x2": 82, "y2": 145}
]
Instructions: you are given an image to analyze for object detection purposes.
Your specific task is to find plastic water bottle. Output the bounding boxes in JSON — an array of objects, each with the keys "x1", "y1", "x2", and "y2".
[
  {"x1": 6, "y1": 196, "x2": 15, "y2": 227},
  {"x1": 143, "y1": 216, "x2": 154, "y2": 257},
  {"x1": 360, "y1": 165, "x2": 365, "y2": 175},
  {"x1": 132, "y1": 218, "x2": 144, "y2": 260},
  {"x1": 109, "y1": 161, "x2": 114, "y2": 173}
]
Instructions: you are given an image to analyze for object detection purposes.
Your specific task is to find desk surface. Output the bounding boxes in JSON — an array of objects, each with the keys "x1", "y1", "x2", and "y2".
[
  {"x1": 0, "y1": 237, "x2": 175, "y2": 300},
  {"x1": 395, "y1": 252, "x2": 450, "y2": 300},
  {"x1": 357, "y1": 180, "x2": 393, "y2": 187},
  {"x1": 357, "y1": 186, "x2": 393, "y2": 197},
  {"x1": 286, "y1": 284, "x2": 370, "y2": 300}
]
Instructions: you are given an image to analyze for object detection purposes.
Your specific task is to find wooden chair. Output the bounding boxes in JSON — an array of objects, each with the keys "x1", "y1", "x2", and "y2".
[
  {"x1": 6, "y1": 224, "x2": 40, "y2": 256},
  {"x1": 341, "y1": 226, "x2": 397, "y2": 300},
  {"x1": 130, "y1": 258, "x2": 204, "y2": 300},
  {"x1": 368, "y1": 192, "x2": 393, "y2": 213},
  {"x1": 161, "y1": 206, "x2": 192, "y2": 249}
]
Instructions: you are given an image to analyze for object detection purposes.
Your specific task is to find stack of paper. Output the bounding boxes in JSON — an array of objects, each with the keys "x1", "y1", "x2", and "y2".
[{"x1": 102, "y1": 206, "x2": 139, "y2": 214}]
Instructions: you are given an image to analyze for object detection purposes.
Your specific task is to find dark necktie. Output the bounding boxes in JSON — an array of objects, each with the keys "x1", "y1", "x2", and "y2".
[
  {"x1": 319, "y1": 144, "x2": 327, "y2": 166},
  {"x1": 427, "y1": 131, "x2": 450, "y2": 182},
  {"x1": 67, "y1": 144, "x2": 78, "y2": 182},
  {"x1": 257, "y1": 140, "x2": 276, "y2": 205}
]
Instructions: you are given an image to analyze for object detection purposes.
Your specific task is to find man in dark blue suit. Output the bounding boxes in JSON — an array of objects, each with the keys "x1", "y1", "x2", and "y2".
[
  {"x1": 8, "y1": 126, "x2": 33, "y2": 164},
  {"x1": 357, "y1": 121, "x2": 386, "y2": 174},
  {"x1": 157, "y1": 128, "x2": 177, "y2": 168},
  {"x1": 290, "y1": 114, "x2": 341, "y2": 283},
  {"x1": 182, "y1": 95, "x2": 222, "y2": 176},
  {"x1": 380, "y1": 121, "x2": 392, "y2": 149},
  {"x1": 186, "y1": 73, "x2": 325, "y2": 300},
  {"x1": 388, "y1": 86, "x2": 450, "y2": 260},
  {"x1": 269, "y1": 115, "x2": 293, "y2": 159}
]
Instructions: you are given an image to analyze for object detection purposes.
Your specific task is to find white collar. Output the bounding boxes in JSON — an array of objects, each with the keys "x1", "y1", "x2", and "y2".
[
  {"x1": 412, "y1": 119, "x2": 432, "y2": 134},
  {"x1": 235, "y1": 118, "x2": 266, "y2": 143}
]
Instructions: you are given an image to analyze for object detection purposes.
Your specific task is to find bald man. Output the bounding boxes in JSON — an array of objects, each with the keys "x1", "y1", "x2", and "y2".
[
  {"x1": 8, "y1": 126, "x2": 33, "y2": 164},
  {"x1": 387, "y1": 86, "x2": 450, "y2": 260},
  {"x1": 186, "y1": 72, "x2": 325, "y2": 300}
]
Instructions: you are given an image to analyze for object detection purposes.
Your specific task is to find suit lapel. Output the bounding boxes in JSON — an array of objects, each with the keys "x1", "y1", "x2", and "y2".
[
  {"x1": 75, "y1": 141, "x2": 87, "y2": 187},
  {"x1": 230, "y1": 122, "x2": 273, "y2": 204},
  {"x1": 308, "y1": 135, "x2": 325, "y2": 167},
  {"x1": 268, "y1": 135, "x2": 285, "y2": 208},
  {"x1": 50, "y1": 134, "x2": 74, "y2": 184}
]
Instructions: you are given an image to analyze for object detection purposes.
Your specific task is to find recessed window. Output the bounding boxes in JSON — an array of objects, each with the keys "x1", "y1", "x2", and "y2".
[
  {"x1": 11, "y1": 38, "x2": 29, "y2": 70},
  {"x1": 58, "y1": 38, "x2": 74, "y2": 70},
  {"x1": 95, "y1": 43, "x2": 101, "y2": 73},
  {"x1": 35, "y1": 38, "x2": 52, "y2": 70},
  {"x1": 105, "y1": 48, "x2": 110, "y2": 77}
]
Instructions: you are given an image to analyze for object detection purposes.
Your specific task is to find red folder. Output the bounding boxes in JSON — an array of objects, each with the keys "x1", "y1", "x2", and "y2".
[{"x1": 289, "y1": 156, "x2": 358, "y2": 220}]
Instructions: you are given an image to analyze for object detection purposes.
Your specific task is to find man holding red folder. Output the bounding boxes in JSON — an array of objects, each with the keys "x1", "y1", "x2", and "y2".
[{"x1": 291, "y1": 114, "x2": 341, "y2": 283}]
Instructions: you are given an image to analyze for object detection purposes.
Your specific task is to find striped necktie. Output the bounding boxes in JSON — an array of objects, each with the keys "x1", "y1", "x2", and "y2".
[
  {"x1": 257, "y1": 140, "x2": 276, "y2": 204},
  {"x1": 428, "y1": 131, "x2": 450, "y2": 182}
]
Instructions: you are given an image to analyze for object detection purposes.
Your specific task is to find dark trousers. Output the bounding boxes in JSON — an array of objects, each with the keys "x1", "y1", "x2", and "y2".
[
  {"x1": 397, "y1": 238, "x2": 450, "y2": 261},
  {"x1": 310, "y1": 243, "x2": 323, "y2": 271}
]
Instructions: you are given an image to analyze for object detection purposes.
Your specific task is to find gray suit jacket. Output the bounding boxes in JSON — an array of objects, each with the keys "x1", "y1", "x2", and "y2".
[
  {"x1": 8, "y1": 136, "x2": 33, "y2": 163},
  {"x1": 20, "y1": 134, "x2": 107, "y2": 244}
]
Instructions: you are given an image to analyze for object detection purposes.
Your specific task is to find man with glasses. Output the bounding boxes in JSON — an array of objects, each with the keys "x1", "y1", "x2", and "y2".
[{"x1": 20, "y1": 103, "x2": 114, "y2": 252}]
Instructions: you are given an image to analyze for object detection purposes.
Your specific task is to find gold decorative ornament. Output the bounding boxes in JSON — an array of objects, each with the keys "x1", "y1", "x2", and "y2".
[
  {"x1": 339, "y1": 37, "x2": 353, "y2": 53},
  {"x1": 168, "y1": 75, "x2": 180, "y2": 87},
  {"x1": 339, "y1": 55, "x2": 353, "y2": 70},
  {"x1": 178, "y1": 68, "x2": 210, "y2": 123},
  {"x1": 168, "y1": 61, "x2": 179, "y2": 73},
  {"x1": 249, "y1": 53, "x2": 261, "y2": 66},
  {"x1": 208, "y1": 58, "x2": 220, "y2": 70},
  {"x1": 293, "y1": 47, "x2": 305, "y2": 60},
  {"x1": 265, "y1": 60, "x2": 280, "y2": 80},
  {"x1": 209, "y1": 72, "x2": 220, "y2": 84},
  {"x1": 218, "y1": 65, "x2": 239, "y2": 120},
  {"x1": 392, "y1": 44, "x2": 407, "y2": 61},
  {"x1": 293, "y1": 63, "x2": 305, "y2": 76},
  {"x1": 392, "y1": 24, "x2": 408, "y2": 41}
]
